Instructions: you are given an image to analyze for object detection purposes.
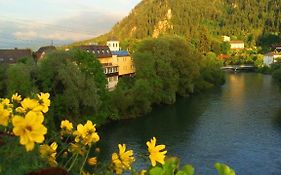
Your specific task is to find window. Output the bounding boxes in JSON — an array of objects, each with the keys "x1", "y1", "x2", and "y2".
[
  {"x1": 92, "y1": 50, "x2": 96, "y2": 54},
  {"x1": 0, "y1": 58, "x2": 4, "y2": 62},
  {"x1": 101, "y1": 50, "x2": 105, "y2": 54},
  {"x1": 108, "y1": 43, "x2": 111, "y2": 47},
  {"x1": 86, "y1": 50, "x2": 90, "y2": 52},
  {"x1": 97, "y1": 50, "x2": 100, "y2": 54},
  {"x1": 9, "y1": 58, "x2": 13, "y2": 61}
]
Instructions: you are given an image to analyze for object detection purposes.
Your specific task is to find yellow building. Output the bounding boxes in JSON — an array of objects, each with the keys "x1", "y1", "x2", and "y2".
[
  {"x1": 77, "y1": 45, "x2": 119, "y2": 91},
  {"x1": 112, "y1": 50, "x2": 135, "y2": 76}
]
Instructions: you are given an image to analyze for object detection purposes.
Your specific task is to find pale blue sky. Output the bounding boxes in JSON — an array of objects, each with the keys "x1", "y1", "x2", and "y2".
[{"x1": 0, "y1": 0, "x2": 141, "y2": 49}]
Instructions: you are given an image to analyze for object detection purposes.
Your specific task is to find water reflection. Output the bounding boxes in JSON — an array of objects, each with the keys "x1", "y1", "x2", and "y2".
[{"x1": 98, "y1": 73, "x2": 281, "y2": 175}]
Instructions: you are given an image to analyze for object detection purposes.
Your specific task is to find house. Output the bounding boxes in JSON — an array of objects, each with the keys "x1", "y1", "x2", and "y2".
[
  {"x1": 229, "y1": 40, "x2": 244, "y2": 50},
  {"x1": 112, "y1": 50, "x2": 135, "y2": 76},
  {"x1": 271, "y1": 44, "x2": 281, "y2": 53},
  {"x1": 35, "y1": 46, "x2": 56, "y2": 61},
  {"x1": 263, "y1": 52, "x2": 281, "y2": 67},
  {"x1": 0, "y1": 48, "x2": 32, "y2": 64},
  {"x1": 106, "y1": 41, "x2": 120, "y2": 51},
  {"x1": 222, "y1": 36, "x2": 230, "y2": 42},
  {"x1": 102, "y1": 63, "x2": 119, "y2": 91},
  {"x1": 77, "y1": 45, "x2": 119, "y2": 91}
]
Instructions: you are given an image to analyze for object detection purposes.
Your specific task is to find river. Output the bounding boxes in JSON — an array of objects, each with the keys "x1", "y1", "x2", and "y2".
[{"x1": 98, "y1": 73, "x2": 281, "y2": 175}]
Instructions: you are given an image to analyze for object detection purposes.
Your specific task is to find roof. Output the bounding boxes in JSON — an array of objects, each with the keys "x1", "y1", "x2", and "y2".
[
  {"x1": 111, "y1": 50, "x2": 130, "y2": 57},
  {"x1": 229, "y1": 40, "x2": 244, "y2": 44},
  {"x1": 35, "y1": 46, "x2": 56, "y2": 60},
  {"x1": 76, "y1": 45, "x2": 112, "y2": 58},
  {"x1": 0, "y1": 49, "x2": 32, "y2": 64}
]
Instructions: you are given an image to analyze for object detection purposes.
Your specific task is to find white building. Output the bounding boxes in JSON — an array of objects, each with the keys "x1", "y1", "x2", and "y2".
[
  {"x1": 229, "y1": 40, "x2": 245, "y2": 50},
  {"x1": 222, "y1": 36, "x2": 231, "y2": 42},
  {"x1": 264, "y1": 52, "x2": 281, "y2": 67},
  {"x1": 107, "y1": 41, "x2": 120, "y2": 51}
]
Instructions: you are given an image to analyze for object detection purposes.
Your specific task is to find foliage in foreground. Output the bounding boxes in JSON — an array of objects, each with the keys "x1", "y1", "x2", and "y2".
[{"x1": 0, "y1": 93, "x2": 236, "y2": 175}]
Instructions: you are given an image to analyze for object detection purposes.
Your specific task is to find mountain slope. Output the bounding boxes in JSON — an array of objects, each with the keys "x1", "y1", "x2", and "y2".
[{"x1": 75, "y1": 0, "x2": 281, "y2": 49}]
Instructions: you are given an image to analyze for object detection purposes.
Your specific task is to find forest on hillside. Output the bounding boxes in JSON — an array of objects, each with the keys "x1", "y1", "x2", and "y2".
[{"x1": 76, "y1": 0, "x2": 281, "y2": 53}]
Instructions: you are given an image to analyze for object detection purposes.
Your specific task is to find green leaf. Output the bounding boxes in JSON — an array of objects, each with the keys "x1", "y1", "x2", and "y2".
[
  {"x1": 214, "y1": 163, "x2": 236, "y2": 175},
  {"x1": 162, "y1": 157, "x2": 179, "y2": 175},
  {"x1": 182, "y1": 164, "x2": 195, "y2": 175},
  {"x1": 176, "y1": 171, "x2": 187, "y2": 175},
  {"x1": 149, "y1": 167, "x2": 164, "y2": 175}
]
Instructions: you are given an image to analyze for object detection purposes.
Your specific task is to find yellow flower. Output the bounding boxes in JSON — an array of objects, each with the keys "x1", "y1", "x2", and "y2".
[
  {"x1": 146, "y1": 137, "x2": 167, "y2": 166},
  {"x1": 20, "y1": 98, "x2": 41, "y2": 113},
  {"x1": 11, "y1": 93, "x2": 22, "y2": 103},
  {"x1": 39, "y1": 142, "x2": 58, "y2": 167},
  {"x1": 73, "y1": 120, "x2": 100, "y2": 145},
  {"x1": 37, "y1": 92, "x2": 50, "y2": 113},
  {"x1": 60, "y1": 120, "x2": 73, "y2": 134},
  {"x1": 139, "y1": 170, "x2": 147, "y2": 175},
  {"x1": 87, "y1": 157, "x2": 97, "y2": 166},
  {"x1": 1, "y1": 98, "x2": 13, "y2": 112},
  {"x1": 12, "y1": 111, "x2": 47, "y2": 151},
  {"x1": 112, "y1": 144, "x2": 135, "y2": 174},
  {"x1": 0, "y1": 104, "x2": 11, "y2": 126}
]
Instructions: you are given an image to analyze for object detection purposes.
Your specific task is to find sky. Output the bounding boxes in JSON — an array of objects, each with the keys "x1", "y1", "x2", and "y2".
[{"x1": 0, "y1": 0, "x2": 141, "y2": 49}]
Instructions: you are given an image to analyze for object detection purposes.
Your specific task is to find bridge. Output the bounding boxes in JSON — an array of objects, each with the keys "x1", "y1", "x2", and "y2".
[{"x1": 220, "y1": 65, "x2": 256, "y2": 72}]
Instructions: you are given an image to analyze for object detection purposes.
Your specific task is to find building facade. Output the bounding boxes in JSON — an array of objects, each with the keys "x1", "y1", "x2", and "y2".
[
  {"x1": 112, "y1": 50, "x2": 135, "y2": 76},
  {"x1": 77, "y1": 45, "x2": 119, "y2": 91},
  {"x1": 0, "y1": 48, "x2": 32, "y2": 64},
  {"x1": 229, "y1": 40, "x2": 245, "y2": 50},
  {"x1": 264, "y1": 52, "x2": 281, "y2": 67},
  {"x1": 106, "y1": 41, "x2": 120, "y2": 51}
]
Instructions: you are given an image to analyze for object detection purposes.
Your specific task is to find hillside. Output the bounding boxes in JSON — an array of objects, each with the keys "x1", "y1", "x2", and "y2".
[{"x1": 74, "y1": 0, "x2": 281, "y2": 51}]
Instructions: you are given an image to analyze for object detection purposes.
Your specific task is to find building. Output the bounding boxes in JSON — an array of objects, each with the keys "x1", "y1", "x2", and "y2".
[
  {"x1": 229, "y1": 40, "x2": 245, "y2": 50},
  {"x1": 77, "y1": 45, "x2": 119, "y2": 91},
  {"x1": 35, "y1": 46, "x2": 56, "y2": 61},
  {"x1": 0, "y1": 48, "x2": 32, "y2": 64},
  {"x1": 103, "y1": 63, "x2": 119, "y2": 91},
  {"x1": 222, "y1": 36, "x2": 231, "y2": 42},
  {"x1": 263, "y1": 52, "x2": 281, "y2": 67},
  {"x1": 106, "y1": 41, "x2": 120, "y2": 51},
  {"x1": 112, "y1": 50, "x2": 135, "y2": 76},
  {"x1": 271, "y1": 44, "x2": 281, "y2": 52}
]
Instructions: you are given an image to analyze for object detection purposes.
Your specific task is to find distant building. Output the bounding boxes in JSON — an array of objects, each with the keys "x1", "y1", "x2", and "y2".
[
  {"x1": 271, "y1": 44, "x2": 281, "y2": 53},
  {"x1": 264, "y1": 52, "x2": 281, "y2": 67},
  {"x1": 103, "y1": 63, "x2": 119, "y2": 91},
  {"x1": 35, "y1": 46, "x2": 56, "y2": 61},
  {"x1": 0, "y1": 48, "x2": 32, "y2": 64},
  {"x1": 229, "y1": 40, "x2": 244, "y2": 50},
  {"x1": 107, "y1": 41, "x2": 120, "y2": 51},
  {"x1": 112, "y1": 50, "x2": 135, "y2": 76},
  {"x1": 77, "y1": 45, "x2": 119, "y2": 91},
  {"x1": 222, "y1": 36, "x2": 231, "y2": 42}
]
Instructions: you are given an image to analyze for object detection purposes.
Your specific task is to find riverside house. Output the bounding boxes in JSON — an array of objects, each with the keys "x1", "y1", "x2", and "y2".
[
  {"x1": 229, "y1": 40, "x2": 245, "y2": 50},
  {"x1": 35, "y1": 46, "x2": 56, "y2": 61},
  {"x1": 0, "y1": 48, "x2": 32, "y2": 64},
  {"x1": 77, "y1": 45, "x2": 119, "y2": 91},
  {"x1": 107, "y1": 41, "x2": 135, "y2": 77}
]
